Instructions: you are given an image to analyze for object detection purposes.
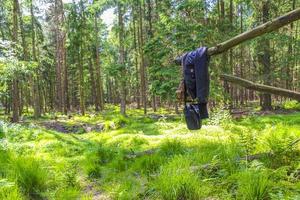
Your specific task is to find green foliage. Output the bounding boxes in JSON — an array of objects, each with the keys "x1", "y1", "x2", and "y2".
[
  {"x1": 0, "y1": 179, "x2": 23, "y2": 200},
  {"x1": 207, "y1": 108, "x2": 232, "y2": 126},
  {"x1": 0, "y1": 107, "x2": 300, "y2": 199},
  {"x1": 0, "y1": 121, "x2": 4, "y2": 139},
  {"x1": 264, "y1": 125, "x2": 297, "y2": 154},
  {"x1": 283, "y1": 101, "x2": 300, "y2": 111}
]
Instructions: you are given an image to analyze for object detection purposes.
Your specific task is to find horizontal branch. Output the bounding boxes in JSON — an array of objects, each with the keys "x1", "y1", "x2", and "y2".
[
  {"x1": 220, "y1": 74, "x2": 300, "y2": 101},
  {"x1": 175, "y1": 8, "x2": 300, "y2": 64}
]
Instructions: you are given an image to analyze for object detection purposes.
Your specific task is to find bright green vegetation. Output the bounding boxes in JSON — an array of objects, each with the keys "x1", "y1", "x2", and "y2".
[{"x1": 1, "y1": 107, "x2": 300, "y2": 199}]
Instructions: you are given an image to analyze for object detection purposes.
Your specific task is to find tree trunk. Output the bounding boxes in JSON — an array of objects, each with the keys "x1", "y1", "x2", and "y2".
[
  {"x1": 79, "y1": 41, "x2": 85, "y2": 115},
  {"x1": 54, "y1": 0, "x2": 64, "y2": 112},
  {"x1": 30, "y1": 0, "x2": 41, "y2": 118},
  {"x1": 89, "y1": 59, "x2": 97, "y2": 107},
  {"x1": 12, "y1": 0, "x2": 20, "y2": 122},
  {"x1": 133, "y1": 5, "x2": 141, "y2": 109},
  {"x1": 16, "y1": 0, "x2": 28, "y2": 61},
  {"x1": 118, "y1": 3, "x2": 126, "y2": 115},
  {"x1": 138, "y1": 0, "x2": 147, "y2": 114},
  {"x1": 260, "y1": 1, "x2": 272, "y2": 110},
  {"x1": 94, "y1": 13, "x2": 104, "y2": 111}
]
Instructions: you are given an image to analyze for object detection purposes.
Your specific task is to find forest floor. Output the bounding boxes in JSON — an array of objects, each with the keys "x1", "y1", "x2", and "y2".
[{"x1": 1, "y1": 105, "x2": 300, "y2": 200}]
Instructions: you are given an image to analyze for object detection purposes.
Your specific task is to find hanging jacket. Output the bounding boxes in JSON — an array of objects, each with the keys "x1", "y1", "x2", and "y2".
[{"x1": 183, "y1": 47, "x2": 210, "y2": 119}]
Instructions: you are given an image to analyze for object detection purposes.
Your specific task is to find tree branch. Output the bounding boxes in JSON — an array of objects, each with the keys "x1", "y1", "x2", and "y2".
[
  {"x1": 220, "y1": 74, "x2": 300, "y2": 101},
  {"x1": 175, "y1": 8, "x2": 300, "y2": 64}
]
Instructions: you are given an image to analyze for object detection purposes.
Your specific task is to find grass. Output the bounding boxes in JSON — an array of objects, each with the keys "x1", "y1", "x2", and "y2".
[{"x1": 0, "y1": 106, "x2": 300, "y2": 199}]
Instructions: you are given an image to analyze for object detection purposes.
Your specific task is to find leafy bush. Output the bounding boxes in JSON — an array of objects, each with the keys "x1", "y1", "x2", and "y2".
[
  {"x1": 207, "y1": 108, "x2": 232, "y2": 126},
  {"x1": 238, "y1": 128, "x2": 257, "y2": 156},
  {"x1": 264, "y1": 125, "x2": 297, "y2": 154},
  {"x1": 283, "y1": 100, "x2": 300, "y2": 110}
]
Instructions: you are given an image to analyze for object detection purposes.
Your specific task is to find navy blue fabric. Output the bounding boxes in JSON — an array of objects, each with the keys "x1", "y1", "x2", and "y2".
[{"x1": 183, "y1": 47, "x2": 210, "y2": 119}]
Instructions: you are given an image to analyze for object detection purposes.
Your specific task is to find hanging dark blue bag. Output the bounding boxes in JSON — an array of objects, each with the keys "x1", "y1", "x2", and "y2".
[{"x1": 181, "y1": 47, "x2": 210, "y2": 130}]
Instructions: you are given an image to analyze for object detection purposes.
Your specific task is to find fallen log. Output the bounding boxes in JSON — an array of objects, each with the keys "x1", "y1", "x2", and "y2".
[
  {"x1": 220, "y1": 74, "x2": 300, "y2": 101},
  {"x1": 175, "y1": 8, "x2": 300, "y2": 64}
]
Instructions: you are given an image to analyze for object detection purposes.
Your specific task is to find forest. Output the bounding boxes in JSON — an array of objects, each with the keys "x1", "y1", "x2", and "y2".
[{"x1": 1, "y1": 0, "x2": 300, "y2": 199}]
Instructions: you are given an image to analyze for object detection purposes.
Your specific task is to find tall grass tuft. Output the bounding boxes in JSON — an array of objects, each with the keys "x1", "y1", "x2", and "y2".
[
  {"x1": 236, "y1": 169, "x2": 270, "y2": 200},
  {"x1": 8, "y1": 156, "x2": 48, "y2": 198},
  {"x1": 151, "y1": 156, "x2": 204, "y2": 200},
  {"x1": 83, "y1": 144, "x2": 116, "y2": 178},
  {"x1": 159, "y1": 139, "x2": 186, "y2": 157},
  {"x1": 133, "y1": 154, "x2": 164, "y2": 175}
]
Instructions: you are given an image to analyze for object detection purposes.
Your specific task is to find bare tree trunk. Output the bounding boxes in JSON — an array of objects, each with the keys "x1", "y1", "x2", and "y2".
[
  {"x1": 54, "y1": 0, "x2": 64, "y2": 112},
  {"x1": 30, "y1": 0, "x2": 41, "y2": 118},
  {"x1": 118, "y1": 3, "x2": 126, "y2": 115},
  {"x1": 94, "y1": 13, "x2": 104, "y2": 111},
  {"x1": 138, "y1": 0, "x2": 147, "y2": 114},
  {"x1": 133, "y1": 5, "x2": 141, "y2": 109},
  {"x1": 79, "y1": 41, "x2": 85, "y2": 115},
  {"x1": 260, "y1": 1, "x2": 272, "y2": 110},
  {"x1": 12, "y1": 0, "x2": 20, "y2": 122},
  {"x1": 89, "y1": 59, "x2": 97, "y2": 107},
  {"x1": 63, "y1": 35, "x2": 69, "y2": 114}
]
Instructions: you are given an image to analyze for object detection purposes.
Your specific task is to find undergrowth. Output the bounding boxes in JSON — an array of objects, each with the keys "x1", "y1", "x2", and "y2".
[{"x1": 0, "y1": 106, "x2": 300, "y2": 199}]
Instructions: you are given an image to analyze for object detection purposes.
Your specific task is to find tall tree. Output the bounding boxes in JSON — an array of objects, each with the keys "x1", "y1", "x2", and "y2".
[
  {"x1": 138, "y1": 0, "x2": 147, "y2": 114},
  {"x1": 12, "y1": 0, "x2": 20, "y2": 122},
  {"x1": 30, "y1": 0, "x2": 41, "y2": 118},
  {"x1": 94, "y1": 13, "x2": 104, "y2": 111},
  {"x1": 260, "y1": 0, "x2": 272, "y2": 110},
  {"x1": 118, "y1": 2, "x2": 126, "y2": 115}
]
